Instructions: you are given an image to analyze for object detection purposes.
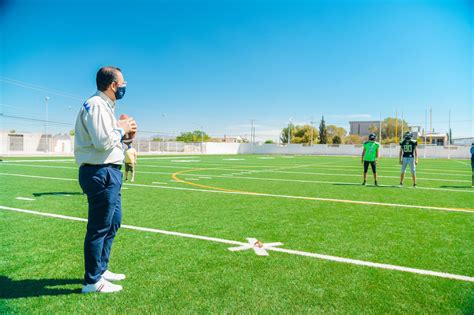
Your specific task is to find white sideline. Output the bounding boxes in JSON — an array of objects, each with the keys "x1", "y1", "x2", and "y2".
[
  {"x1": 0, "y1": 205, "x2": 473, "y2": 283},
  {"x1": 0, "y1": 172, "x2": 473, "y2": 214}
]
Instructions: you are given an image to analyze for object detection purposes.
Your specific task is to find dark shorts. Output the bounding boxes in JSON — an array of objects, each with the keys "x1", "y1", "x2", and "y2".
[
  {"x1": 125, "y1": 163, "x2": 134, "y2": 172},
  {"x1": 364, "y1": 161, "x2": 376, "y2": 173}
]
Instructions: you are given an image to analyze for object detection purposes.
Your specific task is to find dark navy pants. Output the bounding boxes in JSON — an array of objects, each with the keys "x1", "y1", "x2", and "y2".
[{"x1": 79, "y1": 164, "x2": 122, "y2": 284}]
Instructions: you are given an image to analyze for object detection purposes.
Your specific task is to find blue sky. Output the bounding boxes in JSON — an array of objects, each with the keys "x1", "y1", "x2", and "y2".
[{"x1": 0, "y1": 0, "x2": 472, "y2": 140}]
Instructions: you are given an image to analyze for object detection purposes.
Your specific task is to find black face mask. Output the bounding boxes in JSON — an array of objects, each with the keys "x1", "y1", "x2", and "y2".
[{"x1": 115, "y1": 85, "x2": 126, "y2": 100}]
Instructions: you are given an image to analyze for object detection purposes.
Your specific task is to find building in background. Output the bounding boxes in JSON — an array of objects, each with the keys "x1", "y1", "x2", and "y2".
[{"x1": 349, "y1": 121, "x2": 381, "y2": 136}]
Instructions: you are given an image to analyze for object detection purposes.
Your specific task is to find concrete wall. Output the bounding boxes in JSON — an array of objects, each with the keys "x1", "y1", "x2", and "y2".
[{"x1": 0, "y1": 132, "x2": 471, "y2": 159}]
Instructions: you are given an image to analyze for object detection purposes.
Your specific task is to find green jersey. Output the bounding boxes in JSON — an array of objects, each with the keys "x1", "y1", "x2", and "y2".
[{"x1": 363, "y1": 141, "x2": 380, "y2": 161}]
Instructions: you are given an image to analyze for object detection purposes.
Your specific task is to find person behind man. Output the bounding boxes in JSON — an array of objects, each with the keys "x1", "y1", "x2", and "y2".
[
  {"x1": 124, "y1": 143, "x2": 137, "y2": 182},
  {"x1": 471, "y1": 143, "x2": 474, "y2": 188},
  {"x1": 399, "y1": 131, "x2": 418, "y2": 187},
  {"x1": 74, "y1": 66, "x2": 137, "y2": 293},
  {"x1": 361, "y1": 133, "x2": 380, "y2": 186}
]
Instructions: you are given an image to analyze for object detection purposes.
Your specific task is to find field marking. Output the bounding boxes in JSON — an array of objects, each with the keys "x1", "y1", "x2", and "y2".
[
  {"x1": 138, "y1": 159, "x2": 471, "y2": 175},
  {"x1": 15, "y1": 197, "x2": 35, "y2": 201},
  {"x1": 139, "y1": 156, "x2": 199, "y2": 160},
  {"x1": 454, "y1": 160, "x2": 470, "y2": 166},
  {"x1": 1, "y1": 172, "x2": 473, "y2": 213},
  {"x1": 121, "y1": 167, "x2": 471, "y2": 194},
  {"x1": 2, "y1": 159, "x2": 75, "y2": 163},
  {"x1": 136, "y1": 164, "x2": 471, "y2": 182},
  {"x1": 4, "y1": 162, "x2": 467, "y2": 182},
  {"x1": 4, "y1": 156, "x2": 469, "y2": 174},
  {"x1": 1, "y1": 205, "x2": 472, "y2": 283},
  {"x1": 170, "y1": 170, "x2": 474, "y2": 213},
  {"x1": 151, "y1": 182, "x2": 168, "y2": 185}
]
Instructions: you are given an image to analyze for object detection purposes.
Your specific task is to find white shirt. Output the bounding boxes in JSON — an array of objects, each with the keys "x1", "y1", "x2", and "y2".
[{"x1": 74, "y1": 91, "x2": 125, "y2": 165}]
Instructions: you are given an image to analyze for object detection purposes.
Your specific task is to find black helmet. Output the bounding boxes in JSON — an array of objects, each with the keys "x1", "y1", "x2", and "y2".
[
  {"x1": 368, "y1": 133, "x2": 376, "y2": 141},
  {"x1": 404, "y1": 132, "x2": 412, "y2": 140}
]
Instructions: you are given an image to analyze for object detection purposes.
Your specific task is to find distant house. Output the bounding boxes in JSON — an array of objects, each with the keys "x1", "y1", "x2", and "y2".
[
  {"x1": 210, "y1": 136, "x2": 247, "y2": 143},
  {"x1": 419, "y1": 133, "x2": 448, "y2": 146},
  {"x1": 349, "y1": 121, "x2": 381, "y2": 136}
]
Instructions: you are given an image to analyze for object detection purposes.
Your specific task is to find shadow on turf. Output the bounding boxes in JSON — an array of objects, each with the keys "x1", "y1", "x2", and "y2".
[
  {"x1": 0, "y1": 276, "x2": 82, "y2": 299},
  {"x1": 32, "y1": 192, "x2": 83, "y2": 197}
]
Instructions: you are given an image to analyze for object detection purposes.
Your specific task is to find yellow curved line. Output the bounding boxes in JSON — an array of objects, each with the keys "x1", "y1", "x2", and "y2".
[
  {"x1": 171, "y1": 168, "x2": 474, "y2": 213},
  {"x1": 171, "y1": 168, "x2": 249, "y2": 193}
]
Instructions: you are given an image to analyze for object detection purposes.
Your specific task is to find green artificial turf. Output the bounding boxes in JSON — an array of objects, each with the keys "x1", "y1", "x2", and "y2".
[{"x1": 0, "y1": 155, "x2": 473, "y2": 313}]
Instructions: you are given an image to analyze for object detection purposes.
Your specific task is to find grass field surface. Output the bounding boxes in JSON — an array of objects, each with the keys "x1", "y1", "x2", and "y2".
[{"x1": 0, "y1": 155, "x2": 473, "y2": 313}]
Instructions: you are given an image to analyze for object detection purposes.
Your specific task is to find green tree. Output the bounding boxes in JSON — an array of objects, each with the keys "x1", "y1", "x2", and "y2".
[
  {"x1": 152, "y1": 137, "x2": 164, "y2": 142},
  {"x1": 381, "y1": 117, "x2": 409, "y2": 141},
  {"x1": 176, "y1": 130, "x2": 210, "y2": 142},
  {"x1": 280, "y1": 124, "x2": 318, "y2": 144},
  {"x1": 264, "y1": 140, "x2": 274, "y2": 144},
  {"x1": 280, "y1": 123, "x2": 295, "y2": 144},
  {"x1": 332, "y1": 135, "x2": 342, "y2": 144},
  {"x1": 318, "y1": 116, "x2": 328, "y2": 144},
  {"x1": 326, "y1": 125, "x2": 347, "y2": 143},
  {"x1": 69, "y1": 130, "x2": 75, "y2": 136}
]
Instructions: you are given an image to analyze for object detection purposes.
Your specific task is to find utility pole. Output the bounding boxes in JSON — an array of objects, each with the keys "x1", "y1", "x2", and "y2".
[
  {"x1": 310, "y1": 116, "x2": 315, "y2": 146},
  {"x1": 45, "y1": 96, "x2": 50, "y2": 152},
  {"x1": 423, "y1": 108, "x2": 427, "y2": 158},
  {"x1": 250, "y1": 119, "x2": 255, "y2": 144},
  {"x1": 395, "y1": 109, "x2": 398, "y2": 143},
  {"x1": 379, "y1": 112, "x2": 382, "y2": 142},
  {"x1": 429, "y1": 107, "x2": 432, "y2": 145},
  {"x1": 448, "y1": 109, "x2": 451, "y2": 159},
  {"x1": 401, "y1": 111, "x2": 404, "y2": 139}
]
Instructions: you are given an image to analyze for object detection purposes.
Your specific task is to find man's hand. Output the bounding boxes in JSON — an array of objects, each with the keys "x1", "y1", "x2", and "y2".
[
  {"x1": 415, "y1": 159, "x2": 418, "y2": 165},
  {"x1": 117, "y1": 117, "x2": 137, "y2": 134},
  {"x1": 399, "y1": 159, "x2": 402, "y2": 165}
]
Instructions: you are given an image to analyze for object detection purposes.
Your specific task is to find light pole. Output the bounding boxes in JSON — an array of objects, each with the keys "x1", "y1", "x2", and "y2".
[
  {"x1": 45, "y1": 96, "x2": 50, "y2": 152},
  {"x1": 448, "y1": 109, "x2": 451, "y2": 159},
  {"x1": 310, "y1": 116, "x2": 315, "y2": 146},
  {"x1": 250, "y1": 119, "x2": 255, "y2": 144}
]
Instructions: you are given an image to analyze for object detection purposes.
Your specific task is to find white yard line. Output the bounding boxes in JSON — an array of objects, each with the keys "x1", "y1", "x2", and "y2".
[
  {"x1": 15, "y1": 197, "x2": 35, "y2": 201},
  {"x1": 0, "y1": 205, "x2": 472, "y2": 283},
  {"x1": 2, "y1": 159, "x2": 75, "y2": 163},
  {"x1": 1, "y1": 172, "x2": 472, "y2": 214}
]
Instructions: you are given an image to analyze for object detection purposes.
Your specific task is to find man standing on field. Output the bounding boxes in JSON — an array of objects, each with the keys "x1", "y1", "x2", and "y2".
[
  {"x1": 124, "y1": 143, "x2": 138, "y2": 182},
  {"x1": 75, "y1": 66, "x2": 137, "y2": 293},
  {"x1": 399, "y1": 131, "x2": 418, "y2": 187},
  {"x1": 361, "y1": 133, "x2": 380, "y2": 186}
]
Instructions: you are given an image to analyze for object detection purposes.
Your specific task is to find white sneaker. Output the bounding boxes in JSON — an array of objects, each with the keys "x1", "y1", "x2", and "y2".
[
  {"x1": 102, "y1": 270, "x2": 126, "y2": 281},
  {"x1": 82, "y1": 278, "x2": 122, "y2": 293}
]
